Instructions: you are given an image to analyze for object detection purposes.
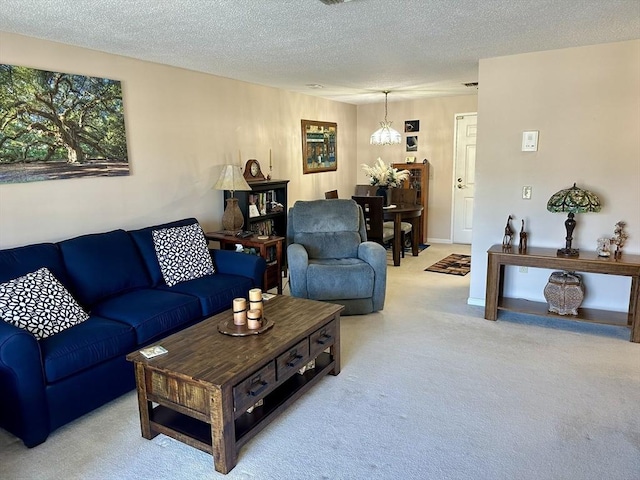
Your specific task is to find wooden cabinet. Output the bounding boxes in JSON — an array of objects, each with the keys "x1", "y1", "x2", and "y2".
[
  {"x1": 224, "y1": 179, "x2": 289, "y2": 238},
  {"x1": 205, "y1": 232, "x2": 284, "y2": 293},
  {"x1": 392, "y1": 161, "x2": 429, "y2": 244}
]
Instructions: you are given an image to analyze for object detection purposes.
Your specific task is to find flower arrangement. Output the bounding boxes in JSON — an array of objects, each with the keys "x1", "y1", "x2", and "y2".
[
  {"x1": 361, "y1": 158, "x2": 410, "y2": 188},
  {"x1": 611, "y1": 221, "x2": 629, "y2": 258}
]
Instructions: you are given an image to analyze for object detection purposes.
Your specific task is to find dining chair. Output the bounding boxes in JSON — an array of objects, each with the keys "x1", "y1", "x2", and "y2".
[
  {"x1": 354, "y1": 185, "x2": 377, "y2": 196},
  {"x1": 324, "y1": 190, "x2": 339, "y2": 199},
  {"x1": 351, "y1": 196, "x2": 396, "y2": 256},
  {"x1": 387, "y1": 188, "x2": 419, "y2": 256},
  {"x1": 390, "y1": 188, "x2": 418, "y2": 205}
]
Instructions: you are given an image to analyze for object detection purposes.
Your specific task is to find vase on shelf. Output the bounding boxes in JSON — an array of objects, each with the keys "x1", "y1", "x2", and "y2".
[{"x1": 375, "y1": 186, "x2": 391, "y2": 206}]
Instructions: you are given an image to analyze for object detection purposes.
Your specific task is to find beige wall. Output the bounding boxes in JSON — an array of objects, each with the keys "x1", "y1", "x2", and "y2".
[
  {"x1": 0, "y1": 33, "x2": 357, "y2": 248},
  {"x1": 356, "y1": 95, "x2": 478, "y2": 242},
  {"x1": 469, "y1": 40, "x2": 640, "y2": 311},
  {"x1": 3, "y1": 33, "x2": 637, "y2": 313}
]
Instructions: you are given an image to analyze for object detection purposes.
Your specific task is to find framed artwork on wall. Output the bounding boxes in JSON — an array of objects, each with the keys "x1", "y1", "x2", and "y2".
[
  {"x1": 405, "y1": 120, "x2": 420, "y2": 132},
  {"x1": 406, "y1": 135, "x2": 418, "y2": 152},
  {"x1": 0, "y1": 64, "x2": 129, "y2": 184},
  {"x1": 301, "y1": 119, "x2": 337, "y2": 174}
]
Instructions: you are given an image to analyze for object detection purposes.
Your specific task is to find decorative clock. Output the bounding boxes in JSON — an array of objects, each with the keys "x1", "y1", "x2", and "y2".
[{"x1": 243, "y1": 159, "x2": 266, "y2": 182}]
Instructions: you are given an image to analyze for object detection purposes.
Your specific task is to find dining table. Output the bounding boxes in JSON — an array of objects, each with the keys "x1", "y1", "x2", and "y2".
[{"x1": 383, "y1": 203, "x2": 424, "y2": 266}]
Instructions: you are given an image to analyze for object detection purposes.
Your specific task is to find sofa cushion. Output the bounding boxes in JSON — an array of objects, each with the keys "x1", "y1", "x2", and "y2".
[
  {"x1": 307, "y1": 259, "x2": 375, "y2": 300},
  {"x1": 0, "y1": 267, "x2": 89, "y2": 340},
  {"x1": 0, "y1": 242, "x2": 70, "y2": 287},
  {"x1": 91, "y1": 288, "x2": 201, "y2": 344},
  {"x1": 58, "y1": 230, "x2": 151, "y2": 307},
  {"x1": 40, "y1": 316, "x2": 136, "y2": 383},
  {"x1": 152, "y1": 223, "x2": 215, "y2": 287},
  {"x1": 158, "y1": 272, "x2": 253, "y2": 317},
  {"x1": 128, "y1": 218, "x2": 201, "y2": 286}
]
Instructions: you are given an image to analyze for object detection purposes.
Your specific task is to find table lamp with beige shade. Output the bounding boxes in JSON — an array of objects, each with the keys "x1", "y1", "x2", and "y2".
[{"x1": 214, "y1": 164, "x2": 252, "y2": 232}]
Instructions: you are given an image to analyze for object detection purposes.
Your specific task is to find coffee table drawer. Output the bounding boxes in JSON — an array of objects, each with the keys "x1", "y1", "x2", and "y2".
[
  {"x1": 276, "y1": 339, "x2": 310, "y2": 380},
  {"x1": 148, "y1": 370, "x2": 208, "y2": 415},
  {"x1": 309, "y1": 320, "x2": 337, "y2": 358},
  {"x1": 233, "y1": 361, "x2": 277, "y2": 414}
]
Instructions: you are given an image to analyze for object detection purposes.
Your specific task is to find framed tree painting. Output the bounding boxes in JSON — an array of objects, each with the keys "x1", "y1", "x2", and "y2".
[
  {"x1": 301, "y1": 119, "x2": 337, "y2": 174},
  {"x1": 0, "y1": 64, "x2": 129, "y2": 184}
]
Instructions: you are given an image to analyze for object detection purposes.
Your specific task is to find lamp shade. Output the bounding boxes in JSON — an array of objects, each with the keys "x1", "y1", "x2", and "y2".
[
  {"x1": 214, "y1": 165, "x2": 251, "y2": 195},
  {"x1": 370, "y1": 121, "x2": 402, "y2": 145},
  {"x1": 546, "y1": 183, "x2": 601, "y2": 213}
]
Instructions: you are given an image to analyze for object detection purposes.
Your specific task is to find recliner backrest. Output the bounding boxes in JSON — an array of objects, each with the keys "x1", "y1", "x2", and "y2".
[{"x1": 287, "y1": 199, "x2": 364, "y2": 259}]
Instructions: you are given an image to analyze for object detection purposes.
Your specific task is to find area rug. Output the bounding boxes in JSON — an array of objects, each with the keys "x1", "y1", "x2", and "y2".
[{"x1": 425, "y1": 253, "x2": 471, "y2": 276}]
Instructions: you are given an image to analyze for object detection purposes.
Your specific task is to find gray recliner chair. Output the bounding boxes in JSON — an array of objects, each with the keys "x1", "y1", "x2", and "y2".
[{"x1": 286, "y1": 199, "x2": 387, "y2": 315}]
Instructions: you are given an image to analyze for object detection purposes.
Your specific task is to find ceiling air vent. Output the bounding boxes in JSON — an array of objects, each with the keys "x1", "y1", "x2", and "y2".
[{"x1": 319, "y1": 0, "x2": 352, "y2": 4}]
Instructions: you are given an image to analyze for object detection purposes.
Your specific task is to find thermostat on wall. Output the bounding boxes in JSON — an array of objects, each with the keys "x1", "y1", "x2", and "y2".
[{"x1": 522, "y1": 131, "x2": 539, "y2": 152}]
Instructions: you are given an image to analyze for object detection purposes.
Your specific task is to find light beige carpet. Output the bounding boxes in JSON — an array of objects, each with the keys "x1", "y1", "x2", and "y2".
[{"x1": 1, "y1": 243, "x2": 639, "y2": 480}]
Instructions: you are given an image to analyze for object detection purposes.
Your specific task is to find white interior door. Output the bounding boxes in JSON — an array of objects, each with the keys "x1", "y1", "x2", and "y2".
[{"x1": 452, "y1": 113, "x2": 477, "y2": 244}]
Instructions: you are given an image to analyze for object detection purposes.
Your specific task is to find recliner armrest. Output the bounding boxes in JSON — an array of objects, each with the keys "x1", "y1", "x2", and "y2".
[
  {"x1": 358, "y1": 241, "x2": 387, "y2": 311},
  {"x1": 287, "y1": 243, "x2": 309, "y2": 298}
]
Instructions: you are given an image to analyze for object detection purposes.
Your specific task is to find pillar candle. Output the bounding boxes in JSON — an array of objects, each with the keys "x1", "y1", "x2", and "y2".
[
  {"x1": 232, "y1": 298, "x2": 247, "y2": 326},
  {"x1": 247, "y1": 309, "x2": 262, "y2": 329},
  {"x1": 249, "y1": 288, "x2": 262, "y2": 302},
  {"x1": 249, "y1": 299, "x2": 263, "y2": 315}
]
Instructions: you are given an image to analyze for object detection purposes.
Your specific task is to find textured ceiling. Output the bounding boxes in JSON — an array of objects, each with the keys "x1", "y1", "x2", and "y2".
[{"x1": 1, "y1": 0, "x2": 639, "y2": 104}]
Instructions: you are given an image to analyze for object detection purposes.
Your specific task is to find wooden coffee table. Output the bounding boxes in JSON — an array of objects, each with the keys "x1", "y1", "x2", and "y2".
[{"x1": 126, "y1": 295, "x2": 343, "y2": 474}]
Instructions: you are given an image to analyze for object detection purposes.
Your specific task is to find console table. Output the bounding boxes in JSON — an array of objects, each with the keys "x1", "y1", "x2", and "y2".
[{"x1": 485, "y1": 244, "x2": 640, "y2": 342}]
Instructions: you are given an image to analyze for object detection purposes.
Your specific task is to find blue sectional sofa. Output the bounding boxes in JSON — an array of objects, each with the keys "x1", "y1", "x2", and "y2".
[{"x1": 0, "y1": 218, "x2": 266, "y2": 447}]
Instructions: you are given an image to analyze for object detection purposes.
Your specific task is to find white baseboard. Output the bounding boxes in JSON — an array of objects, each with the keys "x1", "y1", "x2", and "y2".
[
  {"x1": 426, "y1": 237, "x2": 452, "y2": 244},
  {"x1": 467, "y1": 297, "x2": 485, "y2": 307}
]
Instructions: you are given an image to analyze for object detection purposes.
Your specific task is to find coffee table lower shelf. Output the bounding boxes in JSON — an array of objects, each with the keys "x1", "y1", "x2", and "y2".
[{"x1": 148, "y1": 352, "x2": 334, "y2": 454}]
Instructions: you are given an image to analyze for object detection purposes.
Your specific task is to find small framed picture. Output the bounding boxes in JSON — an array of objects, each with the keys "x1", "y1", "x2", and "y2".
[
  {"x1": 405, "y1": 120, "x2": 419, "y2": 133},
  {"x1": 406, "y1": 136, "x2": 417, "y2": 152},
  {"x1": 405, "y1": 156, "x2": 416, "y2": 163}
]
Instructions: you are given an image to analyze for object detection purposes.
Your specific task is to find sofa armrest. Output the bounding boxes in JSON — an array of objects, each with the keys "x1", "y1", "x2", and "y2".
[
  {"x1": 0, "y1": 321, "x2": 50, "y2": 447},
  {"x1": 286, "y1": 243, "x2": 310, "y2": 298},
  {"x1": 358, "y1": 241, "x2": 387, "y2": 311},
  {"x1": 211, "y1": 249, "x2": 266, "y2": 287}
]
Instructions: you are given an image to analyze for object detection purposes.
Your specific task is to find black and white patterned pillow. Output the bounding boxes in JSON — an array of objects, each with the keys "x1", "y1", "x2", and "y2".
[
  {"x1": 152, "y1": 223, "x2": 215, "y2": 287},
  {"x1": 0, "y1": 267, "x2": 89, "y2": 340}
]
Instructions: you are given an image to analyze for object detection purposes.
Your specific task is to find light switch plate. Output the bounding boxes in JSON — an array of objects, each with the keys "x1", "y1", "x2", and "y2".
[
  {"x1": 522, "y1": 131, "x2": 539, "y2": 151},
  {"x1": 522, "y1": 186, "x2": 532, "y2": 199}
]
